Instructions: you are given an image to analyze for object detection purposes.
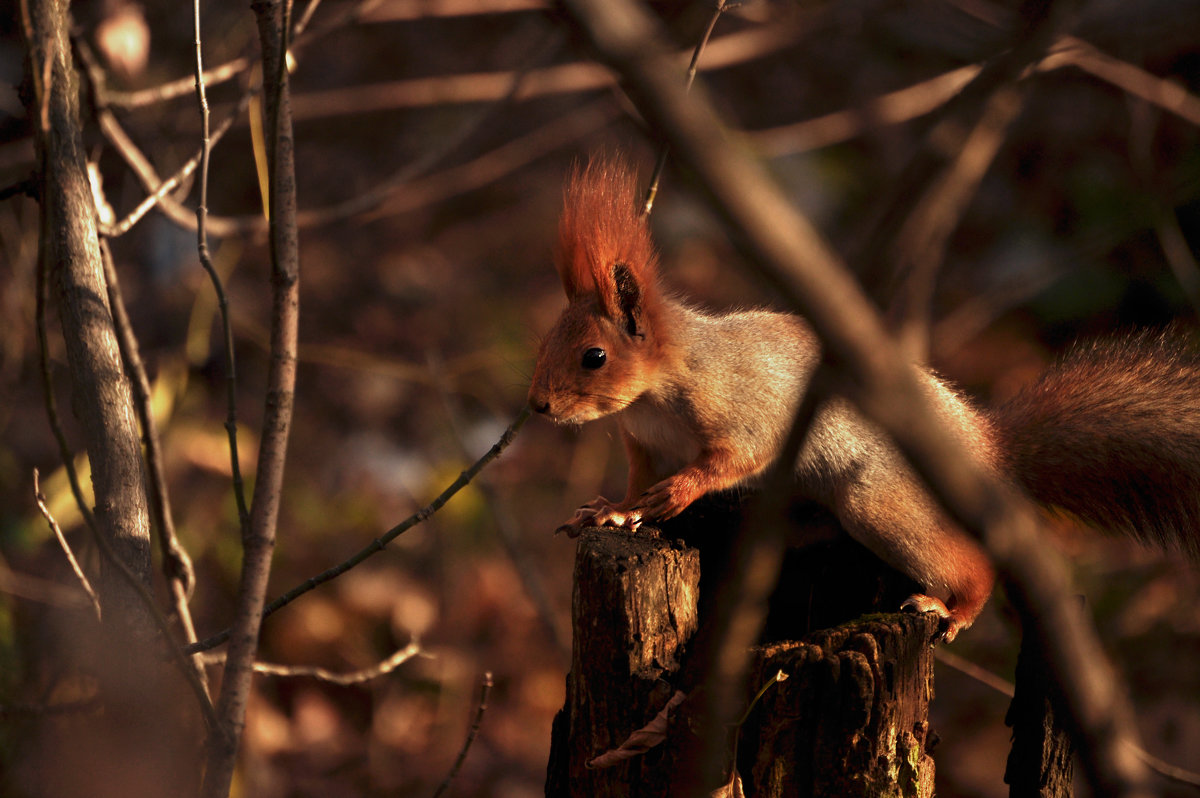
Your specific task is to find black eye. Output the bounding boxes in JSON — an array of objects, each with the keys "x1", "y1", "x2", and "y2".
[{"x1": 581, "y1": 347, "x2": 607, "y2": 370}]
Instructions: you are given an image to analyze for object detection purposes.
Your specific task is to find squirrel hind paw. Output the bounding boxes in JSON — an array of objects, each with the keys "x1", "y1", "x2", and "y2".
[{"x1": 901, "y1": 594, "x2": 968, "y2": 643}]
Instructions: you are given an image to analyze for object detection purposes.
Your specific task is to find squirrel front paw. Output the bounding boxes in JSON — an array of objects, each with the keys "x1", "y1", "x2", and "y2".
[{"x1": 556, "y1": 496, "x2": 643, "y2": 536}]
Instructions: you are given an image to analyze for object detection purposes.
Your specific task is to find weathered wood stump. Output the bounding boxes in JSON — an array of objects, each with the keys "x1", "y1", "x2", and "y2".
[
  {"x1": 546, "y1": 529, "x2": 700, "y2": 796},
  {"x1": 738, "y1": 614, "x2": 939, "y2": 797},
  {"x1": 546, "y1": 510, "x2": 941, "y2": 797}
]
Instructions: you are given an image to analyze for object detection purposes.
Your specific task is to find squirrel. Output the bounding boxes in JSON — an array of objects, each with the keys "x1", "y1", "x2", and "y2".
[{"x1": 528, "y1": 154, "x2": 1200, "y2": 642}]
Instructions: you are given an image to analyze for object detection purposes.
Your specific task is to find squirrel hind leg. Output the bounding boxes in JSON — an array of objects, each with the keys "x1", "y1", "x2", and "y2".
[{"x1": 835, "y1": 478, "x2": 995, "y2": 643}]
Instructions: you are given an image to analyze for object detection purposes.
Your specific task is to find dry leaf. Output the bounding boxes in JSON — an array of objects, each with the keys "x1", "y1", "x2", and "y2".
[{"x1": 586, "y1": 690, "x2": 687, "y2": 769}]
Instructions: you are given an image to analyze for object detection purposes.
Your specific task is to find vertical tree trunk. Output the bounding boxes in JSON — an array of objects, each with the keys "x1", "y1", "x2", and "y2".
[
  {"x1": 23, "y1": 1, "x2": 198, "y2": 794},
  {"x1": 28, "y1": 0, "x2": 151, "y2": 634}
]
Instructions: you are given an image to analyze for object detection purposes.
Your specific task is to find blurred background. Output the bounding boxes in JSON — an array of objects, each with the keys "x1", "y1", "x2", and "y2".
[{"x1": 1, "y1": 0, "x2": 1198, "y2": 795}]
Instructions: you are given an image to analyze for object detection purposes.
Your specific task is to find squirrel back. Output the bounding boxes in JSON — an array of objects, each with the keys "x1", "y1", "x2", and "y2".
[{"x1": 993, "y1": 332, "x2": 1200, "y2": 559}]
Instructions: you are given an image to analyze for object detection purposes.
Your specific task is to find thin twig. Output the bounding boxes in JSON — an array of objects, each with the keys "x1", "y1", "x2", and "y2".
[
  {"x1": 290, "y1": 21, "x2": 564, "y2": 225},
  {"x1": 310, "y1": 97, "x2": 618, "y2": 226},
  {"x1": 105, "y1": 0, "x2": 379, "y2": 110},
  {"x1": 187, "y1": 406, "x2": 532, "y2": 655},
  {"x1": 933, "y1": 647, "x2": 1015, "y2": 698},
  {"x1": 1133, "y1": 748, "x2": 1200, "y2": 790},
  {"x1": 100, "y1": 90, "x2": 251, "y2": 237},
  {"x1": 74, "y1": 34, "x2": 261, "y2": 239},
  {"x1": 109, "y1": 56, "x2": 253, "y2": 109},
  {"x1": 33, "y1": 468, "x2": 102, "y2": 621},
  {"x1": 641, "y1": 0, "x2": 732, "y2": 218},
  {"x1": 203, "y1": 0, "x2": 302, "y2": 789},
  {"x1": 1127, "y1": 98, "x2": 1200, "y2": 319},
  {"x1": 428, "y1": 352, "x2": 568, "y2": 662},
  {"x1": 1044, "y1": 36, "x2": 1200, "y2": 128},
  {"x1": 286, "y1": 24, "x2": 798, "y2": 124},
  {"x1": 432, "y1": 671, "x2": 494, "y2": 798},
  {"x1": 200, "y1": 640, "x2": 423, "y2": 686},
  {"x1": 891, "y1": 82, "x2": 1028, "y2": 358},
  {"x1": 193, "y1": 0, "x2": 251, "y2": 531},
  {"x1": 749, "y1": 36, "x2": 1200, "y2": 159}
]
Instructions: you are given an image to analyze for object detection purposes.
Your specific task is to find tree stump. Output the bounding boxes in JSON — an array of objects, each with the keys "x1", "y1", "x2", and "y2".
[
  {"x1": 736, "y1": 614, "x2": 939, "y2": 797},
  {"x1": 546, "y1": 511, "x2": 941, "y2": 797},
  {"x1": 546, "y1": 529, "x2": 701, "y2": 797}
]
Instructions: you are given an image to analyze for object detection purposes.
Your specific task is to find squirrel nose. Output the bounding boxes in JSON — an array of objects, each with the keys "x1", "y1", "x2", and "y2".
[{"x1": 530, "y1": 396, "x2": 551, "y2": 415}]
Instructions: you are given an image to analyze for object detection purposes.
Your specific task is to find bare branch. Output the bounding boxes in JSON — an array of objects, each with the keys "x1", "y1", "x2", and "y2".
[
  {"x1": 432, "y1": 670, "x2": 494, "y2": 798},
  {"x1": 204, "y1": 0, "x2": 302, "y2": 789},
  {"x1": 641, "y1": 0, "x2": 732, "y2": 218},
  {"x1": 108, "y1": 56, "x2": 253, "y2": 110},
  {"x1": 287, "y1": 26, "x2": 801, "y2": 122},
  {"x1": 33, "y1": 468, "x2": 102, "y2": 621},
  {"x1": 1045, "y1": 36, "x2": 1200, "y2": 127},
  {"x1": 303, "y1": 97, "x2": 617, "y2": 227},
  {"x1": 191, "y1": 1, "x2": 251, "y2": 531},
  {"x1": 557, "y1": 0, "x2": 1153, "y2": 795},
  {"x1": 292, "y1": 20, "x2": 565, "y2": 225},
  {"x1": 429, "y1": 352, "x2": 568, "y2": 662},
  {"x1": 100, "y1": 90, "x2": 251, "y2": 238},
  {"x1": 200, "y1": 641, "x2": 423, "y2": 686},
  {"x1": 750, "y1": 36, "x2": 1200, "y2": 159},
  {"x1": 187, "y1": 406, "x2": 532, "y2": 655},
  {"x1": 750, "y1": 65, "x2": 982, "y2": 156},
  {"x1": 890, "y1": 83, "x2": 1027, "y2": 358}
]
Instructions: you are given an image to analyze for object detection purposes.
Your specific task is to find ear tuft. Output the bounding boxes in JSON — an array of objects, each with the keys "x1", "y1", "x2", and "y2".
[{"x1": 554, "y1": 153, "x2": 660, "y2": 319}]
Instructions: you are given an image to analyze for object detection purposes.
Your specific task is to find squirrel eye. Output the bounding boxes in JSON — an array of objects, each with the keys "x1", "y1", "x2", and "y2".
[{"x1": 581, "y1": 347, "x2": 607, "y2": 370}]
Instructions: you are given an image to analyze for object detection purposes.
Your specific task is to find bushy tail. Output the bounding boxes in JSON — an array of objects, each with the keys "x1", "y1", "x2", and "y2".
[{"x1": 992, "y1": 331, "x2": 1200, "y2": 559}]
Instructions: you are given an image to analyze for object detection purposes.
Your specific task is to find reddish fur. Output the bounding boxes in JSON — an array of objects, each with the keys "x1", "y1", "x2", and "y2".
[{"x1": 556, "y1": 157, "x2": 661, "y2": 315}]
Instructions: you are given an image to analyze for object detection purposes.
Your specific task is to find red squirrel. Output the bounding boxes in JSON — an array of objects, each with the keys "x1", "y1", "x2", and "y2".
[{"x1": 528, "y1": 154, "x2": 1200, "y2": 642}]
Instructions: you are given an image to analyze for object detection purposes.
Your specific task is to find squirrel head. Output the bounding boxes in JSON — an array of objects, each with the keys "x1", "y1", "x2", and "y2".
[{"x1": 528, "y1": 155, "x2": 668, "y2": 424}]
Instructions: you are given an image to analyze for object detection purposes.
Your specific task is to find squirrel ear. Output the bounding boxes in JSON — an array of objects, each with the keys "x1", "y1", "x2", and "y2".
[{"x1": 612, "y1": 262, "x2": 644, "y2": 338}]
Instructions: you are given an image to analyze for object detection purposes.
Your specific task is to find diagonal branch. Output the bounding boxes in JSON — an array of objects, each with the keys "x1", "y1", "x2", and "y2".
[{"x1": 556, "y1": 0, "x2": 1153, "y2": 795}]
